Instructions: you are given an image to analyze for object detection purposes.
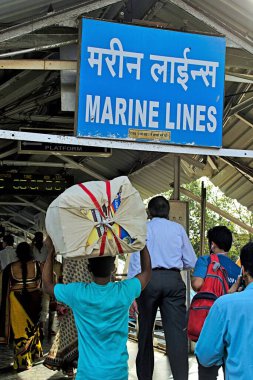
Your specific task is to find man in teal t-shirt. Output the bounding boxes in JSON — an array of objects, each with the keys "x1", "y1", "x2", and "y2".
[{"x1": 43, "y1": 239, "x2": 151, "y2": 380}]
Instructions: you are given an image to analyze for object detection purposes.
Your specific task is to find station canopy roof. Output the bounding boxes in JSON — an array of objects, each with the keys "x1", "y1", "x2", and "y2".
[{"x1": 0, "y1": 0, "x2": 252, "y2": 238}]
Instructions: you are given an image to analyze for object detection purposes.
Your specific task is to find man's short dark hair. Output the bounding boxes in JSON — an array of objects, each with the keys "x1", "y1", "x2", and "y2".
[
  {"x1": 88, "y1": 256, "x2": 115, "y2": 278},
  {"x1": 148, "y1": 196, "x2": 170, "y2": 219},
  {"x1": 3, "y1": 234, "x2": 14, "y2": 246},
  {"x1": 207, "y1": 226, "x2": 232, "y2": 252},
  {"x1": 240, "y1": 242, "x2": 253, "y2": 277}
]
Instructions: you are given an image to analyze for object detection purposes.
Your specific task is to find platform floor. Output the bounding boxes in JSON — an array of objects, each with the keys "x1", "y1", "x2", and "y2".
[{"x1": 0, "y1": 340, "x2": 223, "y2": 379}]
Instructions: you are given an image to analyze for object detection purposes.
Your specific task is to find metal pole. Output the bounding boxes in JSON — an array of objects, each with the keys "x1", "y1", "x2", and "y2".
[
  {"x1": 173, "y1": 155, "x2": 180, "y2": 200},
  {"x1": 172, "y1": 154, "x2": 191, "y2": 352},
  {"x1": 200, "y1": 181, "x2": 207, "y2": 256}
]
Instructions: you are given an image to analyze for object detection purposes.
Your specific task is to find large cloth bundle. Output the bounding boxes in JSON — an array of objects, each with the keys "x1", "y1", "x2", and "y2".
[{"x1": 45, "y1": 176, "x2": 147, "y2": 258}]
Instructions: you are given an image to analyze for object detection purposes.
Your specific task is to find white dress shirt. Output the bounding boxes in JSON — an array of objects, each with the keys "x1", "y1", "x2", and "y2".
[{"x1": 128, "y1": 218, "x2": 197, "y2": 278}]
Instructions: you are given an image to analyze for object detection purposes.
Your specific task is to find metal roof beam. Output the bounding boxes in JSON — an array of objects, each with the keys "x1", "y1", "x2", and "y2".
[
  {"x1": 10, "y1": 213, "x2": 35, "y2": 225},
  {"x1": 226, "y1": 48, "x2": 253, "y2": 70},
  {"x1": 0, "y1": 33, "x2": 78, "y2": 50},
  {"x1": 0, "y1": 59, "x2": 76, "y2": 70},
  {"x1": 167, "y1": 0, "x2": 253, "y2": 55},
  {"x1": 235, "y1": 113, "x2": 253, "y2": 129},
  {"x1": 0, "y1": 202, "x2": 29, "y2": 206},
  {"x1": 0, "y1": 0, "x2": 122, "y2": 43},
  {"x1": 223, "y1": 83, "x2": 251, "y2": 125},
  {"x1": 0, "y1": 160, "x2": 94, "y2": 170},
  {"x1": 226, "y1": 72, "x2": 253, "y2": 82},
  {"x1": 3, "y1": 92, "x2": 60, "y2": 117},
  {"x1": 0, "y1": 70, "x2": 55, "y2": 109},
  {"x1": 123, "y1": 0, "x2": 158, "y2": 21},
  {"x1": 14, "y1": 196, "x2": 47, "y2": 214},
  {"x1": 0, "y1": 207, "x2": 35, "y2": 225},
  {"x1": 57, "y1": 155, "x2": 106, "y2": 180},
  {"x1": 0, "y1": 40, "x2": 77, "y2": 58},
  {"x1": 1, "y1": 129, "x2": 253, "y2": 158},
  {"x1": 228, "y1": 96, "x2": 253, "y2": 116},
  {"x1": 179, "y1": 155, "x2": 205, "y2": 169},
  {"x1": 9, "y1": 114, "x2": 74, "y2": 124},
  {"x1": 2, "y1": 220, "x2": 35, "y2": 237},
  {"x1": 207, "y1": 156, "x2": 219, "y2": 172},
  {"x1": 180, "y1": 186, "x2": 253, "y2": 233},
  {"x1": 0, "y1": 148, "x2": 18, "y2": 159},
  {"x1": 225, "y1": 74, "x2": 253, "y2": 84},
  {"x1": 220, "y1": 157, "x2": 253, "y2": 182}
]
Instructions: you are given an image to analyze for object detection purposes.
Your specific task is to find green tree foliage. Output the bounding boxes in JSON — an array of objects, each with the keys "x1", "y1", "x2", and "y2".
[{"x1": 181, "y1": 178, "x2": 253, "y2": 260}]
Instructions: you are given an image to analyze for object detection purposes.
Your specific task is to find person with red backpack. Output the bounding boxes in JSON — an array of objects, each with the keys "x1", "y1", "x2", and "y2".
[{"x1": 190, "y1": 226, "x2": 240, "y2": 380}]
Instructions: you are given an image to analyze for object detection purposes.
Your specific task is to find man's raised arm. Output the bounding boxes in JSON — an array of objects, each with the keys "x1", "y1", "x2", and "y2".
[{"x1": 135, "y1": 245, "x2": 151, "y2": 290}]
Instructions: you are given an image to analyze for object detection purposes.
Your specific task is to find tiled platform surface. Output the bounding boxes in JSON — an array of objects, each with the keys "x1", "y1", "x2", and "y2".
[{"x1": 0, "y1": 340, "x2": 223, "y2": 379}]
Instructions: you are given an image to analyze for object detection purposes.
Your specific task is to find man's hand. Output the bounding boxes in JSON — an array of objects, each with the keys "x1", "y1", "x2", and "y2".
[
  {"x1": 129, "y1": 300, "x2": 139, "y2": 319},
  {"x1": 228, "y1": 275, "x2": 243, "y2": 294},
  {"x1": 191, "y1": 277, "x2": 204, "y2": 292},
  {"x1": 57, "y1": 303, "x2": 69, "y2": 319}
]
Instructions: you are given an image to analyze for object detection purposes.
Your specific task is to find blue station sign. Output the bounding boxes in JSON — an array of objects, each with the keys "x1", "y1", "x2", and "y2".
[{"x1": 76, "y1": 18, "x2": 226, "y2": 148}]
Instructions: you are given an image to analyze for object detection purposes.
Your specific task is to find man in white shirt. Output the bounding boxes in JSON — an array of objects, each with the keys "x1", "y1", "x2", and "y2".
[
  {"x1": 0, "y1": 234, "x2": 17, "y2": 270},
  {"x1": 128, "y1": 196, "x2": 197, "y2": 380}
]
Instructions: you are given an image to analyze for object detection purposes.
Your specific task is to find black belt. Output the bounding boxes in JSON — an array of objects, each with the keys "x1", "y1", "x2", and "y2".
[{"x1": 152, "y1": 267, "x2": 180, "y2": 272}]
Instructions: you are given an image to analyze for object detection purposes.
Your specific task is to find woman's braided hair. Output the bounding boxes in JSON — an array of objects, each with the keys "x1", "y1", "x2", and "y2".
[{"x1": 16, "y1": 242, "x2": 33, "y2": 296}]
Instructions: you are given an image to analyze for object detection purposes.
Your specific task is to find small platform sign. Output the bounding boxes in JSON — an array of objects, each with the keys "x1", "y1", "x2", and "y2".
[{"x1": 18, "y1": 140, "x2": 112, "y2": 157}]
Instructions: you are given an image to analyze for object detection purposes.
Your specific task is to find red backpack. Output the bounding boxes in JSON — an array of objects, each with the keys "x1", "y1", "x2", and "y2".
[{"x1": 187, "y1": 254, "x2": 229, "y2": 342}]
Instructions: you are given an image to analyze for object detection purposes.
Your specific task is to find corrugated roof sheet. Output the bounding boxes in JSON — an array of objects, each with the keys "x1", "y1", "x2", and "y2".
[
  {"x1": 0, "y1": 0, "x2": 90, "y2": 24},
  {"x1": 192, "y1": 0, "x2": 253, "y2": 41}
]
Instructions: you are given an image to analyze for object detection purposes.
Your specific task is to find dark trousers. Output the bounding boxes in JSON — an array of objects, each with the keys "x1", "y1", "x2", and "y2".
[
  {"x1": 136, "y1": 270, "x2": 188, "y2": 380},
  {"x1": 198, "y1": 360, "x2": 224, "y2": 380}
]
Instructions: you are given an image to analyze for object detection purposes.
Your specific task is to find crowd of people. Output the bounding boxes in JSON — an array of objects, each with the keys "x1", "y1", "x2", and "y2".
[{"x1": 0, "y1": 195, "x2": 252, "y2": 380}]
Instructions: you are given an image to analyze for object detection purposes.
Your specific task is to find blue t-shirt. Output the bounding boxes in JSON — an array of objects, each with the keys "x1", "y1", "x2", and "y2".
[
  {"x1": 193, "y1": 254, "x2": 240, "y2": 287},
  {"x1": 54, "y1": 278, "x2": 141, "y2": 380}
]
